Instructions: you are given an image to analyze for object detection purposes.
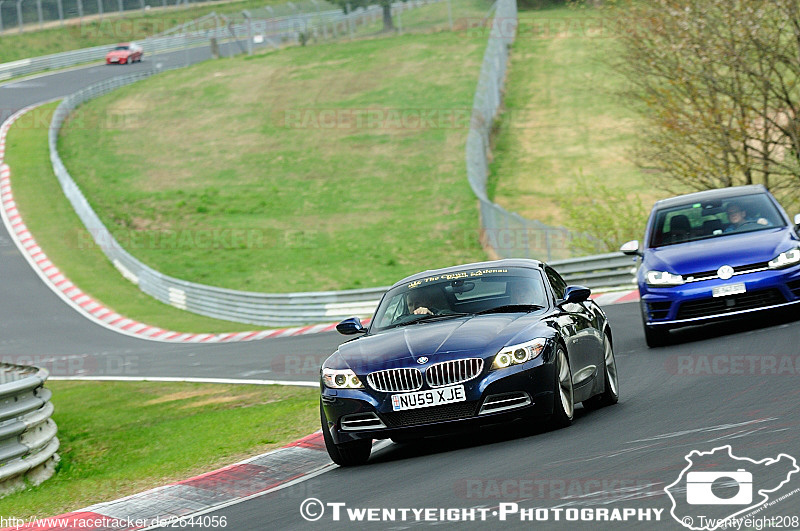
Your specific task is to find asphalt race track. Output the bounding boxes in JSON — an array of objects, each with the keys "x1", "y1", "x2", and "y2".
[{"x1": 2, "y1": 44, "x2": 800, "y2": 530}]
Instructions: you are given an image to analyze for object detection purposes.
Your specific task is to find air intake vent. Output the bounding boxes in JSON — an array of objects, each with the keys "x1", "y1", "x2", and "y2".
[
  {"x1": 479, "y1": 392, "x2": 532, "y2": 415},
  {"x1": 340, "y1": 412, "x2": 386, "y2": 431}
]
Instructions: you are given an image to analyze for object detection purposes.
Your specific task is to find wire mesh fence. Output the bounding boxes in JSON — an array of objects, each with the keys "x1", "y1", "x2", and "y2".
[{"x1": 464, "y1": 0, "x2": 604, "y2": 261}]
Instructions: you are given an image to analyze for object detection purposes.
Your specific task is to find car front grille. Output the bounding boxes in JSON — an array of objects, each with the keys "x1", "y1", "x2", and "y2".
[
  {"x1": 380, "y1": 402, "x2": 477, "y2": 428},
  {"x1": 425, "y1": 358, "x2": 483, "y2": 388},
  {"x1": 683, "y1": 261, "x2": 771, "y2": 283},
  {"x1": 676, "y1": 288, "x2": 786, "y2": 320},
  {"x1": 367, "y1": 368, "x2": 423, "y2": 393}
]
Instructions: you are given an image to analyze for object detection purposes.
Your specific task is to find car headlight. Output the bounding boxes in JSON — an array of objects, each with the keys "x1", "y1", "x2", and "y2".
[
  {"x1": 768, "y1": 247, "x2": 800, "y2": 269},
  {"x1": 646, "y1": 270, "x2": 684, "y2": 287},
  {"x1": 322, "y1": 368, "x2": 364, "y2": 389},
  {"x1": 492, "y1": 338, "x2": 547, "y2": 370}
]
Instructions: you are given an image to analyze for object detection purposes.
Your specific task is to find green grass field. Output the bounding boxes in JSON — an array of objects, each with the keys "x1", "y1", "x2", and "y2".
[
  {"x1": 488, "y1": 5, "x2": 659, "y2": 231},
  {"x1": 0, "y1": 381, "x2": 319, "y2": 519},
  {"x1": 0, "y1": 0, "x2": 288, "y2": 64},
  {"x1": 57, "y1": 26, "x2": 489, "y2": 294},
  {"x1": 5, "y1": 102, "x2": 260, "y2": 332}
]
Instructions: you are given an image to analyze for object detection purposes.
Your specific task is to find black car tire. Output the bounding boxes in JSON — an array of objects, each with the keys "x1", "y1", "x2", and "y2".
[
  {"x1": 583, "y1": 333, "x2": 619, "y2": 410},
  {"x1": 320, "y1": 402, "x2": 371, "y2": 466},
  {"x1": 548, "y1": 346, "x2": 574, "y2": 429}
]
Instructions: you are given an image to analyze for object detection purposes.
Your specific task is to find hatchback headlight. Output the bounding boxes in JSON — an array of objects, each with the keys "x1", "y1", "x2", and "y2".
[
  {"x1": 322, "y1": 368, "x2": 363, "y2": 389},
  {"x1": 768, "y1": 247, "x2": 800, "y2": 269},
  {"x1": 492, "y1": 338, "x2": 547, "y2": 370},
  {"x1": 646, "y1": 270, "x2": 684, "y2": 287}
]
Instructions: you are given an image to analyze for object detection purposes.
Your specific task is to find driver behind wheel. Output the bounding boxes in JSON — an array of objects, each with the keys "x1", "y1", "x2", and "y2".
[
  {"x1": 724, "y1": 201, "x2": 769, "y2": 233},
  {"x1": 406, "y1": 286, "x2": 448, "y2": 315}
]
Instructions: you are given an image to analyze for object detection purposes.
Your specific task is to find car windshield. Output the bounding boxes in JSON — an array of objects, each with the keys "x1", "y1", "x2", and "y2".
[
  {"x1": 371, "y1": 267, "x2": 547, "y2": 331},
  {"x1": 649, "y1": 193, "x2": 785, "y2": 248},
  {"x1": 114, "y1": 46, "x2": 129, "y2": 50}
]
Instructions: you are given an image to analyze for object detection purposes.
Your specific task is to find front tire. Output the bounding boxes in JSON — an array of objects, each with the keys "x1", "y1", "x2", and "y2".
[
  {"x1": 548, "y1": 346, "x2": 574, "y2": 429},
  {"x1": 583, "y1": 333, "x2": 619, "y2": 409},
  {"x1": 320, "y1": 402, "x2": 371, "y2": 466}
]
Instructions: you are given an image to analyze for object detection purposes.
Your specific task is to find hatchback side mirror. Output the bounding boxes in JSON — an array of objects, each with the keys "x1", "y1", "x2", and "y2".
[
  {"x1": 794, "y1": 213, "x2": 800, "y2": 229},
  {"x1": 620, "y1": 240, "x2": 643, "y2": 257},
  {"x1": 336, "y1": 317, "x2": 367, "y2": 335}
]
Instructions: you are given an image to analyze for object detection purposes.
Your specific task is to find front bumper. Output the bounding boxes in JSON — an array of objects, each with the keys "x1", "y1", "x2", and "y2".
[
  {"x1": 640, "y1": 265, "x2": 800, "y2": 327},
  {"x1": 321, "y1": 358, "x2": 555, "y2": 444}
]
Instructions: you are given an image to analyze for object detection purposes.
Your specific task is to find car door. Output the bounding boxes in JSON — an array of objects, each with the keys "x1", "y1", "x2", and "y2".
[{"x1": 545, "y1": 266, "x2": 601, "y2": 389}]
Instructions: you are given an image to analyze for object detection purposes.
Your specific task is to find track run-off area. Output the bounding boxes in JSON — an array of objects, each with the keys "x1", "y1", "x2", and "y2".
[{"x1": 1, "y1": 43, "x2": 800, "y2": 531}]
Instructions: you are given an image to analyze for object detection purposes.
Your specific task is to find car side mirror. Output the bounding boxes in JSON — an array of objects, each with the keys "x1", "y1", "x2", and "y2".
[
  {"x1": 620, "y1": 240, "x2": 643, "y2": 257},
  {"x1": 559, "y1": 285, "x2": 591, "y2": 305},
  {"x1": 794, "y1": 213, "x2": 800, "y2": 229},
  {"x1": 336, "y1": 317, "x2": 367, "y2": 335}
]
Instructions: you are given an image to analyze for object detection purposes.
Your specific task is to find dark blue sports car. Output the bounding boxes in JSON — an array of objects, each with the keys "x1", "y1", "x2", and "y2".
[
  {"x1": 320, "y1": 259, "x2": 619, "y2": 466},
  {"x1": 622, "y1": 185, "x2": 800, "y2": 347}
]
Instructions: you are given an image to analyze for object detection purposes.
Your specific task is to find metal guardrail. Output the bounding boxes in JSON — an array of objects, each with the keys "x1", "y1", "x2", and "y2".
[
  {"x1": 49, "y1": 72, "x2": 388, "y2": 326},
  {"x1": 550, "y1": 252, "x2": 637, "y2": 290},
  {"x1": 44, "y1": 0, "x2": 636, "y2": 329},
  {"x1": 0, "y1": 363, "x2": 59, "y2": 496}
]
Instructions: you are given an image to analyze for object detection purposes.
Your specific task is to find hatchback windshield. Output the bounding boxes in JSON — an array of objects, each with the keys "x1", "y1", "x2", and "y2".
[
  {"x1": 649, "y1": 193, "x2": 785, "y2": 248},
  {"x1": 371, "y1": 267, "x2": 547, "y2": 331}
]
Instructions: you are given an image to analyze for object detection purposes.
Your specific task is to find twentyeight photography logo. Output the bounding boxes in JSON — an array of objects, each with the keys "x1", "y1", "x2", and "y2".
[{"x1": 665, "y1": 445, "x2": 799, "y2": 530}]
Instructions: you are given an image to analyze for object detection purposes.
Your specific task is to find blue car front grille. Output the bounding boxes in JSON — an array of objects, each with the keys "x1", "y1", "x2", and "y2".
[{"x1": 676, "y1": 288, "x2": 786, "y2": 320}]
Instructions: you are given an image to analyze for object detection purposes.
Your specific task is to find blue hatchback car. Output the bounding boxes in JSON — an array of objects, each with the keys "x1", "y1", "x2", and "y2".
[{"x1": 622, "y1": 185, "x2": 800, "y2": 347}]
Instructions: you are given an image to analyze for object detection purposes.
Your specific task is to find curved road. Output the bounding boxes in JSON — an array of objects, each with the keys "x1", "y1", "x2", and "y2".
[{"x1": 2, "y1": 46, "x2": 799, "y2": 530}]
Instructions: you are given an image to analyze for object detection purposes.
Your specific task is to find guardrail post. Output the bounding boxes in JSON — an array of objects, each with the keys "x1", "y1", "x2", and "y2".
[
  {"x1": 97, "y1": 0, "x2": 102, "y2": 19},
  {"x1": 0, "y1": 1, "x2": 5, "y2": 33},
  {"x1": 56, "y1": 0, "x2": 63, "y2": 26},
  {"x1": 36, "y1": 0, "x2": 41, "y2": 29},
  {"x1": 15, "y1": 0, "x2": 22, "y2": 33}
]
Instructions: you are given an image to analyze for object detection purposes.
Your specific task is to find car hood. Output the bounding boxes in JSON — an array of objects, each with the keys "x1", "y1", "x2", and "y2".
[
  {"x1": 107, "y1": 51, "x2": 131, "y2": 57},
  {"x1": 646, "y1": 228, "x2": 798, "y2": 274},
  {"x1": 333, "y1": 313, "x2": 548, "y2": 373}
]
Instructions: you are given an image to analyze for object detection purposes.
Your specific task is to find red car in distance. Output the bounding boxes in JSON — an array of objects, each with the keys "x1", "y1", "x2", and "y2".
[{"x1": 106, "y1": 43, "x2": 143, "y2": 65}]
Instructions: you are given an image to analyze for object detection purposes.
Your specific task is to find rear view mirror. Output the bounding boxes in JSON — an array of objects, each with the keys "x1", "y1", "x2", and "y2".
[{"x1": 445, "y1": 280, "x2": 475, "y2": 294}]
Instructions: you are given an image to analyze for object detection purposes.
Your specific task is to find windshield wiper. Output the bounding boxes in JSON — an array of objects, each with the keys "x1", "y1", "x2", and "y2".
[
  {"x1": 382, "y1": 312, "x2": 470, "y2": 331},
  {"x1": 476, "y1": 304, "x2": 543, "y2": 315},
  {"x1": 408, "y1": 312, "x2": 471, "y2": 324}
]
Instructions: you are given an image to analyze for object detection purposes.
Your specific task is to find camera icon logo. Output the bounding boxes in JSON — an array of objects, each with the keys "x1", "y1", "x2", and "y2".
[{"x1": 686, "y1": 469, "x2": 753, "y2": 505}]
